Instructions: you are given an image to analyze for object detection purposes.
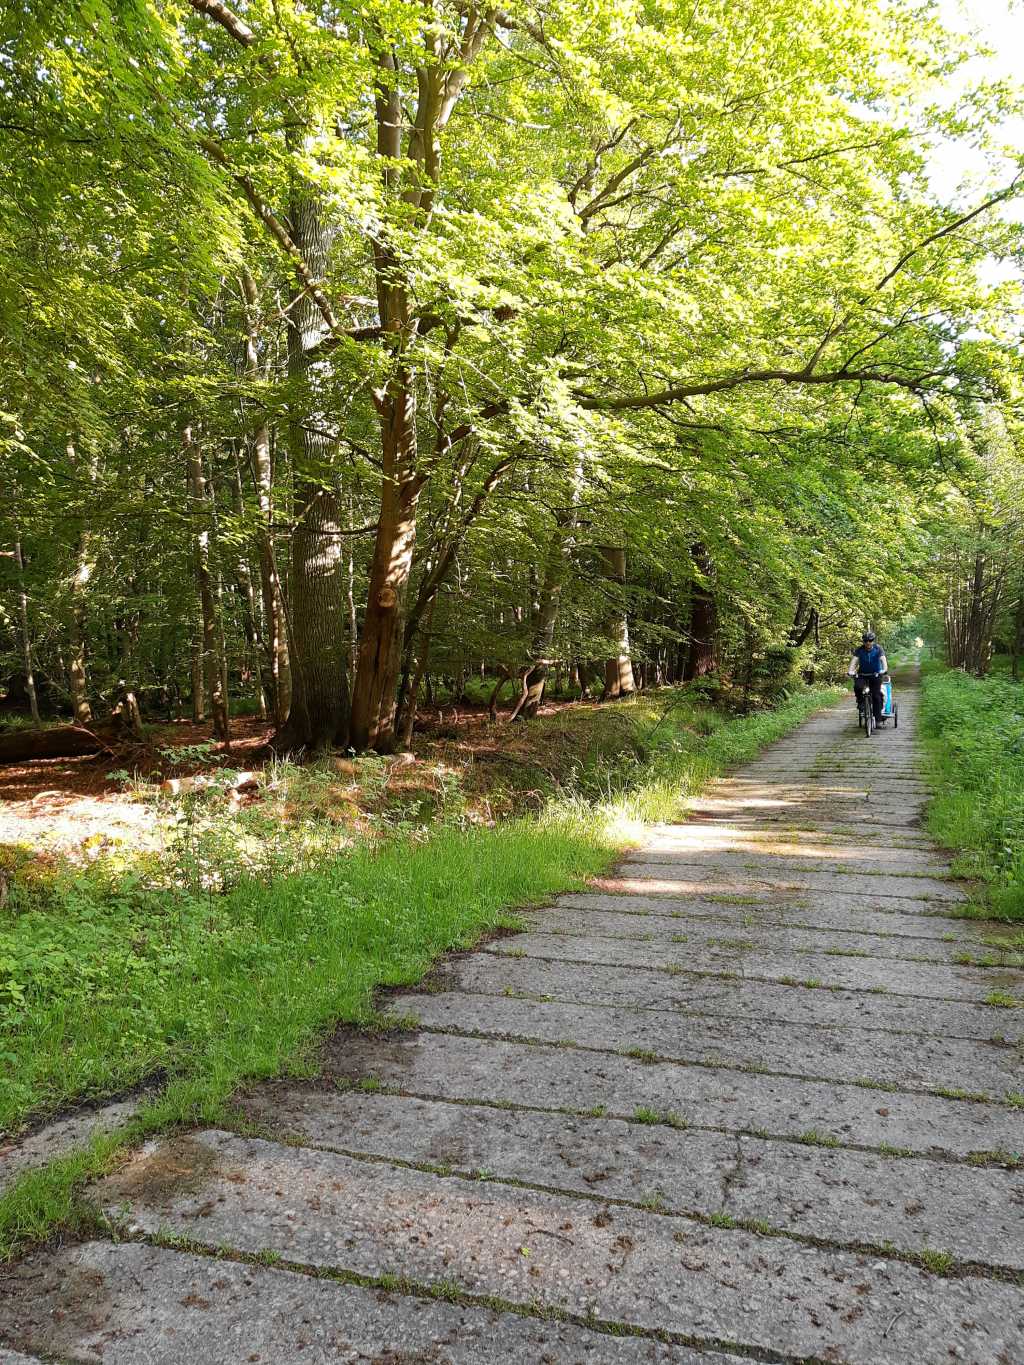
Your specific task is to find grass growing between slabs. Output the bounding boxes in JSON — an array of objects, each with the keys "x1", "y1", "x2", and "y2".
[
  {"x1": 920, "y1": 665, "x2": 1024, "y2": 927},
  {"x1": 0, "y1": 682, "x2": 839, "y2": 1258}
]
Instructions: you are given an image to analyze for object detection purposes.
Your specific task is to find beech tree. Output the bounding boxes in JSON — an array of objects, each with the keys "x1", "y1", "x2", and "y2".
[{"x1": 2, "y1": 0, "x2": 1023, "y2": 752}]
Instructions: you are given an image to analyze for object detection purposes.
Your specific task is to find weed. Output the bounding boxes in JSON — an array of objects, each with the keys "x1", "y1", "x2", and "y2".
[
  {"x1": 632, "y1": 1106, "x2": 662, "y2": 1125},
  {"x1": 798, "y1": 1129, "x2": 840, "y2": 1148},
  {"x1": 707, "y1": 1211, "x2": 737, "y2": 1228},
  {"x1": 984, "y1": 990, "x2": 1019, "y2": 1008},
  {"x1": 622, "y1": 1047, "x2": 658, "y2": 1064},
  {"x1": 917, "y1": 1248, "x2": 953, "y2": 1274}
]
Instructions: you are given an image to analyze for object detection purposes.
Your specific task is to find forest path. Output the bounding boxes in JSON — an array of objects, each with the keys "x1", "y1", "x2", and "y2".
[{"x1": 4, "y1": 678, "x2": 1024, "y2": 1363}]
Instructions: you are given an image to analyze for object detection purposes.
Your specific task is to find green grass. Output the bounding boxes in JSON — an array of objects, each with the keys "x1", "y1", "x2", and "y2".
[
  {"x1": 0, "y1": 682, "x2": 839, "y2": 1259},
  {"x1": 919, "y1": 667, "x2": 1024, "y2": 919}
]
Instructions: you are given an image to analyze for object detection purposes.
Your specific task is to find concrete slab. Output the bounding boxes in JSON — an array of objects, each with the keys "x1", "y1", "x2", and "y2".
[
  {"x1": 0, "y1": 1241, "x2": 731, "y2": 1364},
  {"x1": 532, "y1": 904, "x2": 972, "y2": 963},
  {"x1": 446, "y1": 952, "x2": 1024, "y2": 1042},
  {"x1": 94, "y1": 1131, "x2": 1024, "y2": 1365},
  {"x1": 393, "y1": 990, "x2": 1024, "y2": 1096},
  {"x1": 321, "y1": 1030, "x2": 1024, "y2": 1157},
  {"x1": 557, "y1": 891, "x2": 981, "y2": 940},
  {"x1": 628, "y1": 845, "x2": 948, "y2": 875},
  {"x1": 614, "y1": 863, "x2": 965, "y2": 902},
  {"x1": 241, "y1": 1089, "x2": 1024, "y2": 1270},
  {"x1": 595, "y1": 875, "x2": 959, "y2": 914},
  {"x1": 635, "y1": 837, "x2": 948, "y2": 873},
  {"x1": 0, "y1": 1101, "x2": 139, "y2": 1193},
  {"x1": 486, "y1": 933, "x2": 1022, "y2": 1002}
]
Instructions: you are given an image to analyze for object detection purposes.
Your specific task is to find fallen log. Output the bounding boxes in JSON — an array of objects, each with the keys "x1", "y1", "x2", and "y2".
[{"x1": 0, "y1": 725, "x2": 110, "y2": 764}]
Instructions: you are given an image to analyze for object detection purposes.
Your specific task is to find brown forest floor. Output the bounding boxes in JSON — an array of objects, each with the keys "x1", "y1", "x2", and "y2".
[{"x1": 0, "y1": 695, "x2": 616, "y2": 854}]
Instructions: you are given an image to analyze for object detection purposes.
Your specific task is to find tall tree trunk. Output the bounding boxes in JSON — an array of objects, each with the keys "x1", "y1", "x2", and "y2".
[
  {"x1": 241, "y1": 269, "x2": 291, "y2": 727},
  {"x1": 599, "y1": 545, "x2": 635, "y2": 701},
  {"x1": 184, "y1": 425, "x2": 230, "y2": 743},
  {"x1": 1012, "y1": 578, "x2": 1024, "y2": 683},
  {"x1": 350, "y1": 373, "x2": 422, "y2": 752},
  {"x1": 271, "y1": 192, "x2": 350, "y2": 752},
  {"x1": 66, "y1": 438, "x2": 95, "y2": 724},
  {"x1": 510, "y1": 521, "x2": 568, "y2": 722},
  {"x1": 398, "y1": 592, "x2": 435, "y2": 749},
  {"x1": 13, "y1": 539, "x2": 41, "y2": 728},
  {"x1": 231, "y1": 450, "x2": 267, "y2": 719},
  {"x1": 683, "y1": 543, "x2": 718, "y2": 681}
]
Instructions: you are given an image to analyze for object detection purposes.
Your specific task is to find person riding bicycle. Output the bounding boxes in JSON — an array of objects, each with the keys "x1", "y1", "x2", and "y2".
[{"x1": 848, "y1": 631, "x2": 888, "y2": 725}]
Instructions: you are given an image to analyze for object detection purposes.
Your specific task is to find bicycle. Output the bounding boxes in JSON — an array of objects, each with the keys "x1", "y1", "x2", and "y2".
[{"x1": 856, "y1": 682, "x2": 876, "y2": 738}]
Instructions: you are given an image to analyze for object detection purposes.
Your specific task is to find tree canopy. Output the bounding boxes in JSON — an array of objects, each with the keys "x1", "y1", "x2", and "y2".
[{"x1": 3, "y1": 0, "x2": 1023, "y2": 749}]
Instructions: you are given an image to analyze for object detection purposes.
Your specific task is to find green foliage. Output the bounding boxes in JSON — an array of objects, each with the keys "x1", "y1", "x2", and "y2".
[{"x1": 920, "y1": 667, "x2": 1024, "y2": 918}]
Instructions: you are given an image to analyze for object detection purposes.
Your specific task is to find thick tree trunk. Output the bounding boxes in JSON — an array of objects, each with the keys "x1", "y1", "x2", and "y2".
[
  {"x1": 350, "y1": 376, "x2": 422, "y2": 752},
  {"x1": 599, "y1": 546, "x2": 635, "y2": 701},
  {"x1": 0, "y1": 725, "x2": 103, "y2": 764},
  {"x1": 13, "y1": 540, "x2": 41, "y2": 728},
  {"x1": 683, "y1": 543, "x2": 718, "y2": 681},
  {"x1": 185, "y1": 425, "x2": 230, "y2": 742},
  {"x1": 1012, "y1": 581, "x2": 1024, "y2": 683},
  {"x1": 271, "y1": 192, "x2": 350, "y2": 753}
]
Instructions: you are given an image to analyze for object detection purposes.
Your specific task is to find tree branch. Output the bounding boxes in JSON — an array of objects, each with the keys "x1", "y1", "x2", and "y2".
[{"x1": 187, "y1": 0, "x2": 254, "y2": 46}]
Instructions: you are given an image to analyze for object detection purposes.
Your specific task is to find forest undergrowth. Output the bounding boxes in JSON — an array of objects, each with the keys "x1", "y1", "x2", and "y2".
[
  {"x1": 921, "y1": 664, "x2": 1024, "y2": 926},
  {"x1": 0, "y1": 682, "x2": 839, "y2": 1257}
]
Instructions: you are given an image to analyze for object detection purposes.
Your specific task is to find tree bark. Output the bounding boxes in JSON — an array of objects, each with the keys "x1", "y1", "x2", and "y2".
[
  {"x1": 185, "y1": 425, "x2": 230, "y2": 742},
  {"x1": 510, "y1": 521, "x2": 568, "y2": 721},
  {"x1": 599, "y1": 545, "x2": 635, "y2": 700},
  {"x1": 349, "y1": 373, "x2": 423, "y2": 752},
  {"x1": 0, "y1": 725, "x2": 103, "y2": 764},
  {"x1": 13, "y1": 540, "x2": 41, "y2": 728},
  {"x1": 271, "y1": 191, "x2": 350, "y2": 752},
  {"x1": 66, "y1": 438, "x2": 95, "y2": 725}
]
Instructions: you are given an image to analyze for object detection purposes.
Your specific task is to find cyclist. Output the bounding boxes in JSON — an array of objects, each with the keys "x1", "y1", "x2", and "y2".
[{"x1": 848, "y1": 631, "x2": 888, "y2": 726}]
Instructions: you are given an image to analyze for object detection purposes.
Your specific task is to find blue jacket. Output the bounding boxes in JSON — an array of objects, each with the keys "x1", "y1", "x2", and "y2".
[{"x1": 853, "y1": 644, "x2": 885, "y2": 676}]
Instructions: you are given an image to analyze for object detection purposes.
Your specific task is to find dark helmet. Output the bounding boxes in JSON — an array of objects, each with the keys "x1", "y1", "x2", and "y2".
[{"x1": 862, "y1": 631, "x2": 876, "y2": 643}]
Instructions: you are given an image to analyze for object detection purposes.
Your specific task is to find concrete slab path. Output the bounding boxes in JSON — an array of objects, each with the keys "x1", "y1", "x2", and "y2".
[{"x1": 3, "y1": 681, "x2": 1023, "y2": 1363}]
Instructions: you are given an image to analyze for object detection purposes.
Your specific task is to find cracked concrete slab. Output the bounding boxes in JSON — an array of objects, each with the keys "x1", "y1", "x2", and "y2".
[
  {"x1": 238, "y1": 1089, "x2": 1024, "y2": 1270},
  {"x1": 391, "y1": 990, "x2": 1024, "y2": 1095},
  {"x1": 321, "y1": 1030, "x2": 1023, "y2": 1157},
  {"x1": 610, "y1": 863, "x2": 965, "y2": 902},
  {"x1": 0, "y1": 1241, "x2": 734, "y2": 1365},
  {"x1": 592, "y1": 876, "x2": 958, "y2": 915},
  {"x1": 92, "y1": 1130, "x2": 1024, "y2": 1365},
  {"x1": 444, "y1": 952, "x2": 1024, "y2": 1041},
  {"x1": 556, "y1": 891, "x2": 981, "y2": 940},
  {"x1": 0, "y1": 1101, "x2": 139, "y2": 1193},
  {"x1": 625, "y1": 846, "x2": 948, "y2": 878},
  {"x1": 485, "y1": 932, "x2": 1022, "y2": 1001},
  {"x1": 531, "y1": 904, "x2": 973, "y2": 962}
]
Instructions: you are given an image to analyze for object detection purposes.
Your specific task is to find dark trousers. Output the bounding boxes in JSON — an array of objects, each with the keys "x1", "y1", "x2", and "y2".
[{"x1": 854, "y1": 673, "x2": 883, "y2": 722}]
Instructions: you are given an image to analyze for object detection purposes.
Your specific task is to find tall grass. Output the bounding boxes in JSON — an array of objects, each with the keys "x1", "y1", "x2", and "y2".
[{"x1": 920, "y1": 666, "x2": 1024, "y2": 918}]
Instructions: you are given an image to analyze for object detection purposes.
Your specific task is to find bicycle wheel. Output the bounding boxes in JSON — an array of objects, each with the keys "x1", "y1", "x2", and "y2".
[
  {"x1": 864, "y1": 699, "x2": 874, "y2": 738},
  {"x1": 893, "y1": 703, "x2": 899, "y2": 730}
]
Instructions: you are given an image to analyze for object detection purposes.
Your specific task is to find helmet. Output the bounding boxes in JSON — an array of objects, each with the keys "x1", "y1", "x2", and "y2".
[{"x1": 862, "y1": 631, "x2": 876, "y2": 643}]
